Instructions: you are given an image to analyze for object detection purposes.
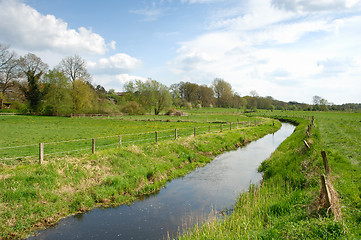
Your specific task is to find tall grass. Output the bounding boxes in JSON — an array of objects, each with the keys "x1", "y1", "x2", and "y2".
[{"x1": 179, "y1": 112, "x2": 358, "y2": 239}]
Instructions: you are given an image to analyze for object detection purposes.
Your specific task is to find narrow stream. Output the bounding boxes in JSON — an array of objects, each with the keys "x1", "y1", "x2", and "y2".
[{"x1": 29, "y1": 123, "x2": 295, "y2": 240}]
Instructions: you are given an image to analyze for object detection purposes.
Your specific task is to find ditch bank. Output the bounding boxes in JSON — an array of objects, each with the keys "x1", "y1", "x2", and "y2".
[
  {"x1": 179, "y1": 117, "x2": 344, "y2": 240},
  {"x1": 28, "y1": 123, "x2": 295, "y2": 239}
]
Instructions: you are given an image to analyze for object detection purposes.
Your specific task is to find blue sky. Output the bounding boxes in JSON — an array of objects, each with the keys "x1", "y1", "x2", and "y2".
[{"x1": 1, "y1": 0, "x2": 361, "y2": 104}]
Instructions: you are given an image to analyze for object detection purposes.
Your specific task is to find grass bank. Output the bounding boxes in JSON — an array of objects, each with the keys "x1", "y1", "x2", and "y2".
[
  {"x1": 180, "y1": 111, "x2": 361, "y2": 239},
  {"x1": 0, "y1": 117, "x2": 279, "y2": 239}
]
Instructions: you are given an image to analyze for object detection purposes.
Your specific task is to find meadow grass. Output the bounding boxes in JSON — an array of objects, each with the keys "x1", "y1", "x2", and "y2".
[
  {"x1": 0, "y1": 114, "x2": 278, "y2": 239},
  {"x1": 0, "y1": 113, "x2": 256, "y2": 163},
  {"x1": 179, "y1": 110, "x2": 361, "y2": 239}
]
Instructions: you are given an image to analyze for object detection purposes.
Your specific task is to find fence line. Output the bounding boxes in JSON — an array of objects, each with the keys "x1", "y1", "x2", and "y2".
[{"x1": 0, "y1": 121, "x2": 257, "y2": 164}]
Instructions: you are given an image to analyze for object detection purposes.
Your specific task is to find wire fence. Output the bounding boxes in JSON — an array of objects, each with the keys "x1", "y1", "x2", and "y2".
[{"x1": 0, "y1": 120, "x2": 259, "y2": 165}]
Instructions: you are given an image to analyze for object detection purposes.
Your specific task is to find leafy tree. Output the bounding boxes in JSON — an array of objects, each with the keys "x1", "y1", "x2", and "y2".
[
  {"x1": 197, "y1": 85, "x2": 215, "y2": 107},
  {"x1": 178, "y1": 82, "x2": 199, "y2": 106},
  {"x1": 19, "y1": 53, "x2": 48, "y2": 113},
  {"x1": 71, "y1": 78, "x2": 97, "y2": 113},
  {"x1": 121, "y1": 101, "x2": 145, "y2": 115},
  {"x1": 126, "y1": 79, "x2": 172, "y2": 115},
  {"x1": 169, "y1": 83, "x2": 183, "y2": 108},
  {"x1": 212, "y1": 78, "x2": 233, "y2": 107},
  {"x1": 42, "y1": 69, "x2": 72, "y2": 116}
]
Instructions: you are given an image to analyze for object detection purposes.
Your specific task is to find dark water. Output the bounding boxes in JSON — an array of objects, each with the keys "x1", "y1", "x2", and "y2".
[{"x1": 29, "y1": 123, "x2": 295, "y2": 240}]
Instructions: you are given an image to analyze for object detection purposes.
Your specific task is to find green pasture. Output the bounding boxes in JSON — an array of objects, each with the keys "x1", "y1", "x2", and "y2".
[
  {"x1": 0, "y1": 114, "x2": 278, "y2": 239},
  {"x1": 0, "y1": 112, "x2": 257, "y2": 163}
]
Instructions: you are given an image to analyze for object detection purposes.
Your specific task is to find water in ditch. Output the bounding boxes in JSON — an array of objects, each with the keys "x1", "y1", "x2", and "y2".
[{"x1": 29, "y1": 123, "x2": 295, "y2": 240}]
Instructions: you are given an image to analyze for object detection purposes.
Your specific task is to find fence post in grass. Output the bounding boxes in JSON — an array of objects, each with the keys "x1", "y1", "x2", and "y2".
[
  {"x1": 175, "y1": 128, "x2": 177, "y2": 140},
  {"x1": 194, "y1": 127, "x2": 196, "y2": 137},
  {"x1": 155, "y1": 131, "x2": 158, "y2": 143},
  {"x1": 220, "y1": 124, "x2": 223, "y2": 132},
  {"x1": 39, "y1": 143, "x2": 44, "y2": 164},
  {"x1": 92, "y1": 138, "x2": 95, "y2": 154},
  {"x1": 119, "y1": 135, "x2": 122, "y2": 147},
  {"x1": 321, "y1": 151, "x2": 330, "y2": 174},
  {"x1": 320, "y1": 174, "x2": 331, "y2": 208},
  {"x1": 303, "y1": 140, "x2": 310, "y2": 150}
]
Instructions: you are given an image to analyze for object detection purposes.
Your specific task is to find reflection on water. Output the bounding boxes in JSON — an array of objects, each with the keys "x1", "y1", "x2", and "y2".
[{"x1": 29, "y1": 123, "x2": 295, "y2": 240}]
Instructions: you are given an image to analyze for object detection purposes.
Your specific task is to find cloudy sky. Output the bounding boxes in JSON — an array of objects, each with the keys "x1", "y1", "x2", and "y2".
[{"x1": 1, "y1": 0, "x2": 360, "y2": 104}]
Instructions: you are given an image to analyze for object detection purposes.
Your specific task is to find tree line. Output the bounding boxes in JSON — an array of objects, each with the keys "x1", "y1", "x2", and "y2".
[{"x1": 1, "y1": 43, "x2": 359, "y2": 115}]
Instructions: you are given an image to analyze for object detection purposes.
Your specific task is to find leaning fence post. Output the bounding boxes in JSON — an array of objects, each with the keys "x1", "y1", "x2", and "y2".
[
  {"x1": 119, "y1": 135, "x2": 122, "y2": 147},
  {"x1": 303, "y1": 140, "x2": 310, "y2": 149},
  {"x1": 155, "y1": 131, "x2": 158, "y2": 143},
  {"x1": 92, "y1": 138, "x2": 95, "y2": 154},
  {"x1": 320, "y1": 174, "x2": 331, "y2": 208},
  {"x1": 321, "y1": 151, "x2": 330, "y2": 174},
  {"x1": 39, "y1": 143, "x2": 44, "y2": 164}
]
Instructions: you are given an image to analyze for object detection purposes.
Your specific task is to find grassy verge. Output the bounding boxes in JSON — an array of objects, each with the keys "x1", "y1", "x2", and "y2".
[
  {"x1": 0, "y1": 117, "x2": 279, "y2": 239},
  {"x1": 180, "y1": 112, "x2": 361, "y2": 239}
]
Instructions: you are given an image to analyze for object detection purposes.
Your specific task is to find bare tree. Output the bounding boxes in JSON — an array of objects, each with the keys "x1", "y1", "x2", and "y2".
[
  {"x1": 0, "y1": 44, "x2": 19, "y2": 109},
  {"x1": 0, "y1": 44, "x2": 16, "y2": 70},
  {"x1": 312, "y1": 95, "x2": 322, "y2": 105},
  {"x1": 250, "y1": 90, "x2": 259, "y2": 97},
  {"x1": 58, "y1": 55, "x2": 90, "y2": 83}
]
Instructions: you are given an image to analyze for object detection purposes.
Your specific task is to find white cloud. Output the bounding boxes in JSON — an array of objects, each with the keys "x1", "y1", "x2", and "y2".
[
  {"x1": 171, "y1": 0, "x2": 361, "y2": 103},
  {"x1": 108, "y1": 41, "x2": 117, "y2": 50},
  {"x1": 181, "y1": 0, "x2": 224, "y2": 3},
  {"x1": 92, "y1": 73, "x2": 147, "y2": 92},
  {"x1": 0, "y1": 0, "x2": 109, "y2": 55},
  {"x1": 129, "y1": 1, "x2": 169, "y2": 22},
  {"x1": 271, "y1": 0, "x2": 361, "y2": 12},
  {"x1": 115, "y1": 74, "x2": 147, "y2": 84},
  {"x1": 88, "y1": 53, "x2": 142, "y2": 74}
]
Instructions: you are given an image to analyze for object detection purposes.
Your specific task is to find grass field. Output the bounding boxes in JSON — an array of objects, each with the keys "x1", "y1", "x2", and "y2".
[
  {"x1": 1, "y1": 109, "x2": 360, "y2": 239},
  {"x1": 0, "y1": 113, "x2": 259, "y2": 164},
  {"x1": 0, "y1": 111, "x2": 277, "y2": 239},
  {"x1": 180, "y1": 110, "x2": 361, "y2": 239}
]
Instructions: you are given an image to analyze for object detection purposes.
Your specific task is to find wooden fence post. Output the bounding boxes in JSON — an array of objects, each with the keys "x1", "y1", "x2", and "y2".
[
  {"x1": 155, "y1": 131, "x2": 158, "y2": 143},
  {"x1": 194, "y1": 127, "x2": 196, "y2": 137},
  {"x1": 92, "y1": 138, "x2": 95, "y2": 154},
  {"x1": 175, "y1": 128, "x2": 177, "y2": 140},
  {"x1": 39, "y1": 143, "x2": 44, "y2": 164},
  {"x1": 321, "y1": 151, "x2": 330, "y2": 174},
  {"x1": 119, "y1": 135, "x2": 122, "y2": 147},
  {"x1": 220, "y1": 124, "x2": 223, "y2": 132},
  {"x1": 303, "y1": 140, "x2": 310, "y2": 149},
  {"x1": 320, "y1": 174, "x2": 331, "y2": 208}
]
